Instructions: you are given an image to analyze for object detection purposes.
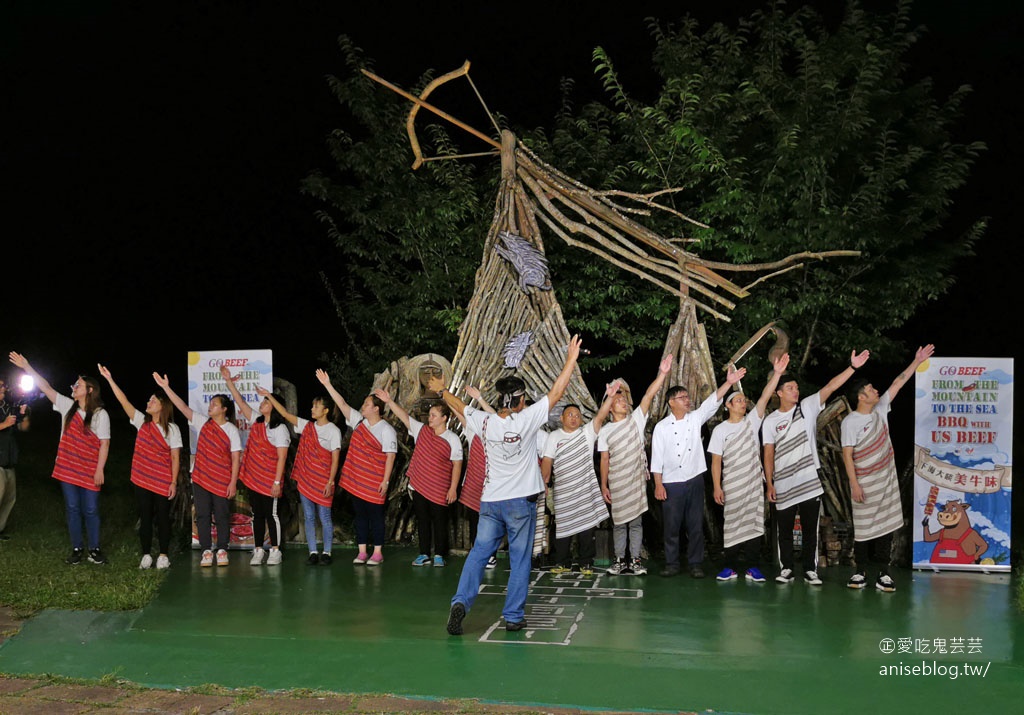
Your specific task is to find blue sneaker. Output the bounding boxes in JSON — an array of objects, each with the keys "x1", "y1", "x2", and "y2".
[
  {"x1": 412, "y1": 554, "x2": 431, "y2": 567},
  {"x1": 433, "y1": 555, "x2": 446, "y2": 567},
  {"x1": 745, "y1": 567, "x2": 767, "y2": 583},
  {"x1": 716, "y1": 568, "x2": 738, "y2": 581}
]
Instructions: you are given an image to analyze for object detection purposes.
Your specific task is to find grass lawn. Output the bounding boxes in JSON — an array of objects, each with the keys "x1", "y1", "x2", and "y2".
[{"x1": 0, "y1": 408, "x2": 186, "y2": 616}]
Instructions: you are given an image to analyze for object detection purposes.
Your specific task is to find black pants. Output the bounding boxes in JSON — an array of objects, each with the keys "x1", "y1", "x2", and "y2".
[
  {"x1": 135, "y1": 484, "x2": 171, "y2": 555},
  {"x1": 249, "y1": 491, "x2": 281, "y2": 548},
  {"x1": 775, "y1": 497, "x2": 820, "y2": 572},
  {"x1": 663, "y1": 477, "x2": 706, "y2": 568},
  {"x1": 352, "y1": 494, "x2": 385, "y2": 547},
  {"x1": 193, "y1": 482, "x2": 230, "y2": 551},
  {"x1": 554, "y1": 527, "x2": 596, "y2": 566},
  {"x1": 723, "y1": 534, "x2": 761, "y2": 570},
  {"x1": 413, "y1": 490, "x2": 450, "y2": 557},
  {"x1": 854, "y1": 532, "x2": 894, "y2": 575}
]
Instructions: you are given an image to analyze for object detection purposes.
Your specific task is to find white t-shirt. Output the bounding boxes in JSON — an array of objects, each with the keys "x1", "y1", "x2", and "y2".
[
  {"x1": 761, "y1": 392, "x2": 824, "y2": 469},
  {"x1": 841, "y1": 393, "x2": 892, "y2": 448},
  {"x1": 408, "y1": 417, "x2": 464, "y2": 461},
  {"x1": 597, "y1": 407, "x2": 647, "y2": 453},
  {"x1": 346, "y1": 411, "x2": 398, "y2": 453},
  {"x1": 296, "y1": 417, "x2": 343, "y2": 451},
  {"x1": 189, "y1": 412, "x2": 243, "y2": 452},
  {"x1": 708, "y1": 410, "x2": 763, "y2": 456},
  {"x1": 130, "y1": 410, "x2": 183, "y2": 449},
  {"x1": 543, "y1": 422, "x2": 598, "y2": 459},
  {"x1": 53, "y1": 394, "x2": 111, "y2": 439},
  {"x1": 465, "y1": 396, "x2": 549, "y2": 502}
]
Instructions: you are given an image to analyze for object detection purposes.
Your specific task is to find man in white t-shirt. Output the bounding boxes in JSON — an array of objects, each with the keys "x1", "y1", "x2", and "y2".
[
  {"x1": 842, "y1": 344, "x2": 934, "y2": 593},
  {"x1": 762, "y1": 349, "x2": 869, "y2": 585},
  {"x1": 435, "y1": 336, "x2": 583, "y2": 636}
]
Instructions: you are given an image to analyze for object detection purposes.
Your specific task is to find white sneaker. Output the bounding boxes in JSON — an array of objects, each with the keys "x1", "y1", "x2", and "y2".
[
  {"x1": 250, "y1": 548, "x2": 265, "y2": 566},
  {"x1": 156, "y1": 555, "x2": 171, "y2": 570},
  {"x1": 266, "y1": 548, "x2": 282, "y2": 565},
  {"x1": 139, "y1": 554, "x2": 154, "y2": 569},
  {"x1": 200, "y1": 550, "x2": 214, "y2": 567},
  {"x1": 486, "y1": 555, "x2": 497, "y2": 570},
  {"x1": 775, "y1": 568, "x2": 794, "y2": 583},
  {"x1": 216, "y1": 549, "x2": 229, "y2": 567},
  {"x1": 804, "y1": 570, "x2": 823, "y2": 586}
]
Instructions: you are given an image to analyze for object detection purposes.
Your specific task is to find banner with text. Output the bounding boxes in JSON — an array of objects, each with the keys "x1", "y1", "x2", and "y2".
[
  {"x1": 913, "y1": 357, "x2": 1013, "y2": 572},
  {"x1": 186, "y1": 349, "x2": 274, "y2": 549}
]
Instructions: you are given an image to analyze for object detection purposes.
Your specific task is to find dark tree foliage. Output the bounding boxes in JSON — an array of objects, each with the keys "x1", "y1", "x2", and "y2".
[{"x1": 306, "y1": 2, "x2": 984, "y2": 390}]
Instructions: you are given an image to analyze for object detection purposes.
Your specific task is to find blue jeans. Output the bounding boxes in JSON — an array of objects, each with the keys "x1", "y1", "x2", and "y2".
[
  {"x1": 61, "y1": 481, "x2": 100, "y2": 550},
  {"x1": 452, "y1": 496, "x2": 536, "y2": 623},
  {"x1": 301, "y1": 494, "x2": 333, "y2": 554}
]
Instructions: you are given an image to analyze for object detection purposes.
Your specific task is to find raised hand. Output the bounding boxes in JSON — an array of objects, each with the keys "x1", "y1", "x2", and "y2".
[
  {"x1": 773, "y1": 352, "x2": 790, "y2": 373},
  {"x1": 850, "y1": 349, "x2": 870, "y2": 369},
  {"x1": 605, "y1": 379, "x2": 622, "y2": 399},
  {"x1": 465, "y1": 385, "x2": 483, "y2": 401},
  {"x1": 97, "y1": 363, "x2": 112, "y2": 381},
  {"x1": 153, "y1": 373, "x2": 169, "y2": 389},
  {"x1": 8, "y1": 352, "x2": 28, "y2": 370},
  {"x1": 372, "y1": 388, "x2": 391, "y2": 404},
  {"x1": 659, "y1": 355, "x2": 673, "y2": 374},
  {"x1": 726, "y1": 366, "x2": 747, "y2": 385},
  {"x1": 916, "y1": 344, "x2": 936, "y2": 364},
  {"x1": 426, "y1": 374, "x2": 446, "y2": 393},
  {"x1": 219, "y1": 365, "x2": 235, "y2": 382},
  {"x1": 315, "y1": 368, "x2": 332, "y2": 387}
]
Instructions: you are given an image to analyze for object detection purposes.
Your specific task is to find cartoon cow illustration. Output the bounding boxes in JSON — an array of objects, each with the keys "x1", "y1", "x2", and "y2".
[{"x1": 921, "y1": 499, "x2": 989, "y2": 564}]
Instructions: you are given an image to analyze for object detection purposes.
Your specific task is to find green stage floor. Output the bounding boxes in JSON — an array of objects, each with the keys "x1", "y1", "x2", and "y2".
[{"x1": 1, "y1": 547, "x2": 1020, "y2": 714}]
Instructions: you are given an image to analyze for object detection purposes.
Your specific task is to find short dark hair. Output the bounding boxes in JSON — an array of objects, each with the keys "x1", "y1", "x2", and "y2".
[
  {"x1": 776, "y1": 373, "x2": 798, "y2": 392},
  {"x1": 495, "y1": 376, "x2": 527, "y2": 409},
  {"x1": 665, "y1": 385, "x2": 688, "y2": 401},
  {"x1": 847, "y1": 378, "x2": 871, "y2": 404}
]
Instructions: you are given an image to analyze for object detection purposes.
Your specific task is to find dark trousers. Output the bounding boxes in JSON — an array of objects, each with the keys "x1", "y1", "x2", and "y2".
[
  {"x1": 775, "y1": 497, "x2": 820, "y2": 572},
  {"x1": 663, "y1": 477, "x2": 706, "y2": 568},
  {"x1": 554, "y1": 527, "x2": 596, "y2": 566},
  {"x1": 723, "y1": 535, "x2": 761, "y2": 570},
  {"x1": 135, "y1": 484, "x2": 171, "y2": 555},
  {"x1": 352, "y1": 494, "x2": 385, "y2": 547},
  {"x1": 193, "y1": 482, "x2": 230, "y2": 551},
  {"x1": 854, "y1": 532, "x2": 894, "y2": 575},
  {"x1": 249, "y1": 491, "x2": 281, "y2": 548},
  {"x1": 413, "y1": 490, "x2": 450, "y2": 557}
]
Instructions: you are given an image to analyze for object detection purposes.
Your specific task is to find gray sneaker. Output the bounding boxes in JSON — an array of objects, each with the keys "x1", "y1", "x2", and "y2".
[{"x1": 606, "y1": 558, "x2": 626, "y2": 575}]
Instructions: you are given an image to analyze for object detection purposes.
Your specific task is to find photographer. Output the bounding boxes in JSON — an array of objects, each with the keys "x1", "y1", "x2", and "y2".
[{"x1": 0, "y1": 375, "x2": 31, "y2": 539}]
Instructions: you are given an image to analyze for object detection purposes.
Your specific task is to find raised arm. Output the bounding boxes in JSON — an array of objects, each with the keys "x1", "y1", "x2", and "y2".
[
  {"x1": 715, "y1": 365, "x2": 747, "y2": 402},
  {"x1": 546, "y1": 335, "x2": 583, "y2": 407},
  {"x1": 373, "y1": 388, "x2": 410, "y2": 429},
  {"x1": 8, "y1": 352, "x2": 58, "y2": 404},
  {"x1": 465, "y1": 386, "x2": 495, "y2": 414},
  {"x1": 638, "y1": 355, "x2": 673, "y2": 416},
  {"x1": 887, "y1": 344, "x2": 935, "y2": 402},
  {"x1": 256, "y1": 386, "x2": 297, "y2": 426},
  {"x1": 97, "y1": 364, "x2": 137, "y2": 420},
  {"x1": 754, "y1": 353, "x2": 790, "y2": 419},
  {"x1": 592, "y1": 380, "x2": 621, "y2": 435},
  {"x1": 152, "y1": 373, "x2": 193, "y2": 422},
  {"x1": 220, "y1": 365, "x2": 254, "y2": 422},
  {"x1": 818, "y1": 349, "x2": 870, "y2": 405},
  {"x1": 315, "y1": 369, "x2": 353, "y2": 421},
  {"x1": 426, "y1": 374, "x2": 468, "y2": 420}
]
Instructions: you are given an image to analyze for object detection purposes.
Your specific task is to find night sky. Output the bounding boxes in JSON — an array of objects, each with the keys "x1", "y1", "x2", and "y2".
[{"x1": 4, "y1": 0, "x2": 1021, "y2": 407}]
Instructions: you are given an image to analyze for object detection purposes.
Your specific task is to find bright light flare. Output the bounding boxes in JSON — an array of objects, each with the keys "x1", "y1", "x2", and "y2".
[{"x1": 18, "y1": 375, "x2": 34, "y2": 393}]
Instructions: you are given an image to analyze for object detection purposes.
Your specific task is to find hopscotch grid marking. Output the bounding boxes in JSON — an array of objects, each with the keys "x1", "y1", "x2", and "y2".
[{"x1": 478, "y1": 570, "x2": 641, "y2": 645}]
